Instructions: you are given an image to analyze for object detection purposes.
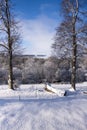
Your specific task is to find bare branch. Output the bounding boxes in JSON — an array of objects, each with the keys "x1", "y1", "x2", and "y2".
[{"x1": 0, "y1": 43, "x2": 9, "y2": 50}]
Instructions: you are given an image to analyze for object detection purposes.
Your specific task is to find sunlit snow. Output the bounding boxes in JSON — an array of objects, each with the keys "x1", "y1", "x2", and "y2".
[{"x1": 0, "y1": 82, "x2": 87, "y2": 130}]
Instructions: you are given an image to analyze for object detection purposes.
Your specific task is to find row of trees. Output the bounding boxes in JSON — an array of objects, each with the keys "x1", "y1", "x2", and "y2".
[{"x1": 0, "y1": 56, "x2": 86, "y2": 84}]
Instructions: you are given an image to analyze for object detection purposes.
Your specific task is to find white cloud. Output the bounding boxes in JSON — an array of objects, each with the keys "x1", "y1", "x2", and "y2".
[{"x1": 20, "y1": 15, "x2": 57, "y2": 56}]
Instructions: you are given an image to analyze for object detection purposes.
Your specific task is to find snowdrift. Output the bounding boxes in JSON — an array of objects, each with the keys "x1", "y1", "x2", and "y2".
[{"x1": 45, "y1": 84, "x2": 66, "y2": 96}]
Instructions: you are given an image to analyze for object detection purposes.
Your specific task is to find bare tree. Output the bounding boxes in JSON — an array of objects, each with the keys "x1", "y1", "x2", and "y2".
[
  {"x1": 52, "y1": 0, "x2": 87, "y2": 90},
  {"x1": 0, "y1": 0, "x2": 21, "y2": 89}
]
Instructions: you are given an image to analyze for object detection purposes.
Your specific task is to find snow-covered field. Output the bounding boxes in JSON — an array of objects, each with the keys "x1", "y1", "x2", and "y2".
[{"x1": 0, "y1": 82, "x2": 87, "y2": 130}]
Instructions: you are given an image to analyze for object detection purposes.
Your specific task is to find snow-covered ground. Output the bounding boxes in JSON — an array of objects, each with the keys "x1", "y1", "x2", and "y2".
[{"x1": 0, "y1": 82, "x2": 87, "y2": 130}]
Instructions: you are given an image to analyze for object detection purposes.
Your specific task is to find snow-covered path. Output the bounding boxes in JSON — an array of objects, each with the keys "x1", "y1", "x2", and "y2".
[{"x1": 0, "y1": 83, "x2": 87, "y2": 130}]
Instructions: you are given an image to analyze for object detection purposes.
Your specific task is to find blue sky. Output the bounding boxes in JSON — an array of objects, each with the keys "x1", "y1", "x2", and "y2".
[{"x1": 14, "y1": 0, "x2": 61, "y2": 56}]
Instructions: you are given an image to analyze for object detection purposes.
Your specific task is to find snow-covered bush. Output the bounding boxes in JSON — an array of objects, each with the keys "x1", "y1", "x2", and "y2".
[
  {"x1": 0, "y1": 68, "x2": 8, "y2": 84},
  {"x1": 22, "y1": 58, "x2": 45, "y2": 84},
  {"x1": 55, "y1": 68, "x2": 71, "y2": 83},
  {"x1": 76, "y1": 68, "x2": 85, "y2": 82},
  {"x1": 13, "y1": 67, "x2": 22, "y2": 83},
  {"x1": 43, "y1": 60, "x2": 57, "y2": 83}
]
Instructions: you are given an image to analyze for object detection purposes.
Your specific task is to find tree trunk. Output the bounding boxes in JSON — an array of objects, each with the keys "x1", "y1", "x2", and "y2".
[
  {"x1": 8, "y1": 49, "x2": 14, "y2": 89},
  {"x1": 5, "y1": 0, "x2": 14, "y2": 89},
  {"x1": 8, "y1": 27, "x2": 14, "y2": 89},
  {"x1": 71, "y1": 25, "x2": 77, "y2": 90}
]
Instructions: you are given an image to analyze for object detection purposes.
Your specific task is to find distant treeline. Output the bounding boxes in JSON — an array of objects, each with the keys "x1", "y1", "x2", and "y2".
[{"x1": 0, "y1": 54, "x2": 87, "y2": 84}]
